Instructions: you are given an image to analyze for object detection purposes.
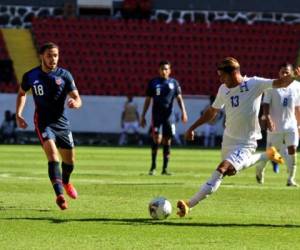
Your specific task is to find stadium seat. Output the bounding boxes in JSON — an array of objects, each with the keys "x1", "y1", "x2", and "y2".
[{"x1": 30, "y1": 18, "x2": 300, "y2": 96}]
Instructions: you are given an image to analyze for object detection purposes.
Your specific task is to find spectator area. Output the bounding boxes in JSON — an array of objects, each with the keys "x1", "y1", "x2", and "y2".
[
  {"x1": 0, "y1": 30, "x2": 17, "y2": 93},
  {"x1": 31, "y1": 18, "x2": 300, "y2": 96}
]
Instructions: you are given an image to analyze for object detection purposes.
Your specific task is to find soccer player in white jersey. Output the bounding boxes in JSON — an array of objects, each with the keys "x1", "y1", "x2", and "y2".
[
  {"x1": 256, "y1": 63, "x2": 300, "y2": 187},
  {"x1": 177, "y1": 57, "x2": 300, "y2": 217}
]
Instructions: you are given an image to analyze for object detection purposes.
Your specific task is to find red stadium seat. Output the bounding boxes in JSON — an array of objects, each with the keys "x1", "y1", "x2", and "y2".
[{"x1": 30, "y1": 18, "x2": 300, "y2": 96}]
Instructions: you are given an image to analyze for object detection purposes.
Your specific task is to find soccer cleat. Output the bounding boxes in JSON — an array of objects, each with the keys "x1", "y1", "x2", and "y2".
[
  {"x1": 266, "y1": 147, "x2": 284, "y2": 164},
  {"x1": 287, "y1": 181, "x2": 299, "y2": 187},
  {"x1": 256, "y1": 174, "x2": 264, "y2": 184},
  {"x1": 56, "y1": 194, "x2": 68, "y2": 210},
  {"x1": 161, "y1": 170, "x2": 172, "y2": 176},
  {"x1": 271, "y1": 161, "x2": 279, "y2": 173},
  {"x1": 63, "y1": 183, "x2": 78, "y2": 199},
  {"x1": 148, "y1": 169, "x2": 156, "y2": 176},
  {"x1": 176, "y1": 200, "x2": 190, "y2": 217}
]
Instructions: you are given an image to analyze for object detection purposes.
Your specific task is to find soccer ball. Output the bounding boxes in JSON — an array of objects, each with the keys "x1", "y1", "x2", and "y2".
[{"x1": 148, "y1": 197, "x2": 172, "y2": 220}]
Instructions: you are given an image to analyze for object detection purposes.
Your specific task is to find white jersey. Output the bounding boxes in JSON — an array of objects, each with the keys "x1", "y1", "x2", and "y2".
[
  {"x1": 263, "y1": 80, "x2": 300, "y2": 132},
  {"x1": 212, "y1": 76, "x2": 273, "y2": 146}
]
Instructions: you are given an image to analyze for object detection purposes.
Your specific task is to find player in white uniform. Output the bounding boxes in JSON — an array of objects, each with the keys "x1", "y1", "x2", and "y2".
[
  {"x1": 256, "y1": 63, "x2": 300, "y2": 187},
  {"x1": 176, "y1": 57, "x2": 300, "y2": 217}
]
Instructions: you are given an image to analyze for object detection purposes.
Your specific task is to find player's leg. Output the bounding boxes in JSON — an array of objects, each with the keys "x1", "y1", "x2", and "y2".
[
  {"x1": 177, "y1": 146, "x2": 256, "y2": 217},
  {"x1": 42, "y1": 139, "x2": 67, "y2": 210},
  {"x1": 255, "y1": 132, "x2": 274, "y2": 184},
  {"x1": 161, "y1": 121, "x2": 174, "y2": 175},
  {"x1": 255, "y1": 132, "x2": 285, "y2": 184},
  {"x1": 132, "y1": 121, "x2": 143, "y2": 145},
  {"x1": 59, "y1": 148, "x2": 78, "y2": 198},
  {"x1": 285, "y1": 131, "x2": 298, "y2": 187},
  {"x1": 161, "y1": 136, "x2": 171, "y2": 175},
  {"x1": 177, "y1": 160, "x2": 235, "y2": 217},
  {"x1": 57, "y1": 129, "x2": 78, "y2": 198},
  {"x1": 36, "y1": 125, "x2": 68, "y2": 210},
  {"x1": 148, "y1": 120, "x2": 162, "y2": 175},
  {"x1": 118, "y1": 122, "x2": 128, "y2": 145}
]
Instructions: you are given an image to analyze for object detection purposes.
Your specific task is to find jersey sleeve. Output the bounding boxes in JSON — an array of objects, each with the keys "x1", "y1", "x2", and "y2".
[
  {"x1": 294, "y1": 83, "x2": 300, "y2": 106},
  {"x1": 262, "y1": 88, "x2": 272, "y2": 104},
  {"x1": 64, "y1": 71, "x2": 77, "y2": 93},
  {"x1": 21, "y1": 73, "x2": 31, "y2": 92},
  {"x1": 253, "y1": 76, "x2": 273, "y2": 93},
  {"x1": 212, "y1": 85, "x2": 225, "y2": 109}
]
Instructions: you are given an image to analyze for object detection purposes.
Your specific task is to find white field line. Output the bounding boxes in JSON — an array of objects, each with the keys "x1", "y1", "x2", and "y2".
[{"x1": 0, "y1": 174, "x2": 294, "y2": 190}]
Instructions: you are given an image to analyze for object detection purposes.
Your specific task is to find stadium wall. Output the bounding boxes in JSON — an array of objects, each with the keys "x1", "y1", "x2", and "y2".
[
  {"x1": 0, "y1": 0, "x2": 76, "y2": 7},
  {"x1": 152, "y1": 0, "x2": 300, "y2": 13},
  {"x1": 0, "y1": 93, "x2": 223, "y2": 136}
]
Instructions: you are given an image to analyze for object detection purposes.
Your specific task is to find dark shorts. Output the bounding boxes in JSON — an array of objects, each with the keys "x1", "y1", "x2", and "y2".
[
  {"x1": 151, "y1": 118, "x2": 175, "y2": 138},
  {"x1": 35, "y1": 125, "x2": 74, "y2": 149}
]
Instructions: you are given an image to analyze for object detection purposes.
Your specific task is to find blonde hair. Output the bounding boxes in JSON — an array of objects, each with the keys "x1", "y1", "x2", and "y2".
[{"x1": 217, "y1": 57, "x2": 240, "y2": 73}]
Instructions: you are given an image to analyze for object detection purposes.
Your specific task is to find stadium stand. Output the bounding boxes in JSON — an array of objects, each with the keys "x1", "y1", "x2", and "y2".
[
  {"x1": 0, "y1": 30, "x2": 17, "y2": 93},
  {"x1": 31, "y1": 17, "x2": 300, "y2": 96}
]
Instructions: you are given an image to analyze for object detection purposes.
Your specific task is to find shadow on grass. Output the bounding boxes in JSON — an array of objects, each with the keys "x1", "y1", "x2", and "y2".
[{"x1": 1, "y1": 216, "x2": 300, "y2": 228}]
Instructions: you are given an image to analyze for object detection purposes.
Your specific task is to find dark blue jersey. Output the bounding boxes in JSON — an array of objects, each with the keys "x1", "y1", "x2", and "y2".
[
  {"x1": 146, "y1": 77, "x2": 181, "y2": 118},
  {"x1": 21, "y1": 66, "x2": 77, "y2": 129}
]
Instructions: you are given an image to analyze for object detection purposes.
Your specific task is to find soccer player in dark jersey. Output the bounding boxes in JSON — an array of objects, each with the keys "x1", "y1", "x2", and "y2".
[
  {"x1": 15, "y1": 42, "x2": 82, "y2": 210},
  {"x1": 141, "y1": 60, "x2": 188, "y2": 175}
]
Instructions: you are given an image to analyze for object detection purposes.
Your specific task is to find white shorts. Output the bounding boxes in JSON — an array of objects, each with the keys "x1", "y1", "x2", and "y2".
[
  {"x1": 222, "y1": 145, "x2": 256, "y2": 172},
  {"x1": 122, "y1": 121, "x2": 139, "y2": 134},
  {"x1": 267, "y1": 130, "x2": 299, "y2": 148}
]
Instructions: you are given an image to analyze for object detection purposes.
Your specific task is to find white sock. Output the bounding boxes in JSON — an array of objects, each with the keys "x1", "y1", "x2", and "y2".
[
  {"x1": 286, "y1": 153, "x2": 297, "y2": 183},
  {"x1": 246, "y1": 153, "x2": 267, "y2": 169},
  {"x1": 189, "y1": 171, "x2": 223, "y2": 208},
  {"x1": 256, "y1": 159, "x2": 267, "y2": 177}
]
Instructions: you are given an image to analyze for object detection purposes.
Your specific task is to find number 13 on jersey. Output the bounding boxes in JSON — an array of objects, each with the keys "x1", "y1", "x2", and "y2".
[{"x1": 230, "y1": 95, "x2": 239, "y2": 107}]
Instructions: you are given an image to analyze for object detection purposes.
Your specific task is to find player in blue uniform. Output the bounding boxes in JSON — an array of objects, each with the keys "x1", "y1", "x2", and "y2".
[
  {"x1": 16, "y1": 42, "x2": 82, "y2": 210},
  {"x1": 141, "y1": 60, "x2": 188, "y2": 175}
]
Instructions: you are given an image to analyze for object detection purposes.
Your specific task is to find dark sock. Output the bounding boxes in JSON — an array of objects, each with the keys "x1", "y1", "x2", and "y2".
[
  {"x1": 151, "y1": 141, "x2": 158, "y2": 170},
  {"x1": 48, "y1": 161, "x2": 63, "y2": 196},
  {"x1": 163, "y1": 144, "x2": 170, "y2": 171},
  {"x1": 62, "y1": 162, "x2": 74, "y2": 184}
]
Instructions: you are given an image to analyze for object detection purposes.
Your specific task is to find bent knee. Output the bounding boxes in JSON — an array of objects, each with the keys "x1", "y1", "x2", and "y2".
[{"x1": 217, "y1": 161, "x2": 236, "y2": 176}]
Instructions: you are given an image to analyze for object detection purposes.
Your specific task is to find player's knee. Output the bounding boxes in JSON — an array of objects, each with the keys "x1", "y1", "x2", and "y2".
[
  {"x1": 217, "y1": 161, "x2": 236, "y2": 176},
  {"x1": 153, "y1": 135, "x2": 162, "y2": 144},
  {"x1": 162, "y1": 137, "x2": 171, "y2": 145},
  {"x1": 287, "y1": 146, "x2": 296, "y2": 155}
]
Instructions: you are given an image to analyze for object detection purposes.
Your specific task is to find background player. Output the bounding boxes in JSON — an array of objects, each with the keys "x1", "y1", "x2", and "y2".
[
  {"x1": 177, "y1": 57, "x2": 300, "y2": 217},
  {"x1": 118, "y1": 95, "x2": 142, "y2": 145},
  {"x1": 16, "y1": 42, "x2": 82, "y2": 210},
  {"x1": 140, "y1": 60, "x2": 188, "y2": 175},
  {"x1": 256, "y1": 63, "x2": 300, "y2": 187}
]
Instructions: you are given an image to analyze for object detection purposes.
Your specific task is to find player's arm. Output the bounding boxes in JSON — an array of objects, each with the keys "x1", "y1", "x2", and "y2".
[
  {"x1": 140, "y1": 96, "x2": 151, "y2": 128},
  {"x1": 261, "y1": 103, "x2": 275, "y2": 131},
  {"x1": 176, "y1": 94, "x2": 188, "y2": 123},
  {"x1": 67, "y1": 90, "x2": 82, "y2": 109},
  {"x1": 15, "y1": 87, "x2": 28, "y2": 129},
  {"x1": 295, "y1": 106, "x2": 300, "y2": 134},
  {"x1": 185, "y1": 106, "x2": 219, "y2": 141},
  {"x1": 273, "y1": 66, "x2": 300, "y2": 88}
]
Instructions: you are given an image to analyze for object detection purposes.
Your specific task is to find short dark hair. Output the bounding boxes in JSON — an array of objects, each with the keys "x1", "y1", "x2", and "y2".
[
  {"x1": 159, "y1": 60, "x2": 171, "y2": 68},
  {"x1": 39, "y1": 42, "x2": 59, "y2": 54},
  {"x1": 217, "y1": 57, "x2": 240, "y2": 73},
  {"x1": 278, "y1": 62, "x2": 293, "y2": 70}
]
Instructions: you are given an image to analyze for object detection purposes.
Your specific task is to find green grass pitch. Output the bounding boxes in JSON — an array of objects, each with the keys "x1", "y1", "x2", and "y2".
[{"x1": 0, "y1": 145, "x2": 299, "y2": 249}]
